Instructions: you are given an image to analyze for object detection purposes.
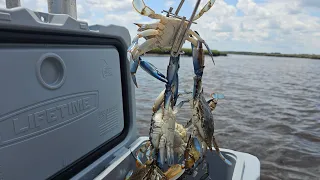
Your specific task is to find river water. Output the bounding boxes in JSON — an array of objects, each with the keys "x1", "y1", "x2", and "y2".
[{"x1": 134, "y1": 54, "x2": 320, "y2": 180}]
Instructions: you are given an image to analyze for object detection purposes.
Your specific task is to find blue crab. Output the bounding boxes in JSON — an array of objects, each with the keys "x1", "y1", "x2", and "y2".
[
  {"x1": 179, "y1": 31, "x2": 232, "y2": 166},
  {"x1": 128, "y1": 0, "x2": 217, "y2": 88},
  {"x1": 185, "y1": 89, "x2": 232, "y2": 166}
]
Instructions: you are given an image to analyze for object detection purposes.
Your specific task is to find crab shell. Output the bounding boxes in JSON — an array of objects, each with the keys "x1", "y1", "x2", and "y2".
[
  {"x1": 192, "y1": 93, "x2": 215, "y2": 149},
  {"x1": 129, "y1": 18, "x2": 201, "y2": 61}
]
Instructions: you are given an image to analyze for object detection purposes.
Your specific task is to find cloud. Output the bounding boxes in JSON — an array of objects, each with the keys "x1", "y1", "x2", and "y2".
[
  {"x1": 165, "y1": 0, "x2": 175, "y2": 8},
  {"x1": 74, "y1": 0, "x2": 144, "y2": 39},
  {"x1": 190, "y1": 0, "x2": 320, "y2": 53},
  {"x1": 1, "y1": 0, "x2": 319, "y2": 54},
  {"x1": 237, "y1": 0, "x2": 269, "y2": 17},
  {"x1": 84, "y1": 0, "x2": 132, "y2": 12}
]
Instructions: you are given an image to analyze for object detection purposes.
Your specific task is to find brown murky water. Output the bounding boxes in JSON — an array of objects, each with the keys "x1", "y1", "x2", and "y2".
[{"x1": 135, "y1": 54, "x2": 320, "y2": 180}]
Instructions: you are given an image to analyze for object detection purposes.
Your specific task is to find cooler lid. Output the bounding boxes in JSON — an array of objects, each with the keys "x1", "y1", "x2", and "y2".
[{"x1": 0, "y1": 7, "x2": 135, "y2": 180}]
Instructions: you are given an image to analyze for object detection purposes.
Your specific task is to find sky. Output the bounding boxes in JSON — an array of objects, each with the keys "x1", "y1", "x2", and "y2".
[{"x1": 0, "y1": 0, "x2": 319, "y2": 54}]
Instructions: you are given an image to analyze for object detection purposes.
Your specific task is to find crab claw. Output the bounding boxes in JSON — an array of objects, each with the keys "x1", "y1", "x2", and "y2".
[
  {"x1": 212, "y1": 137, "x2": 232, "y2": 166},
  {"x1": 131, "y1": 75, "x2": 138, "y2": 88},
  {"x1": 193, "y1": 137, "x2": 202, "y2": 157},
  {"x1": 135, "y1": 141, "x2": 152, "y2": 167},
  {"x1": 164, "y1": 56, "x2": 180, "y2": 109},
  {"x1": 210, "y1": 146, "x2": 232, "y2": 166},
  {"x1": 189, "y1": 30, "x2": 215, "y2": 65},
  {"x1": 134, "y1": 23, "x2": 147, "y2": 32},
  {"x1": 207, "y1": 98, "x2": 217, "y2": 111},
  {"x1": 211, "y1": 93, "x2": 225, "y2": 100},
  {"x1": 134, "y1": 23, "x2": 143, "y2": 27},
  {"x1": 130, "y1": 57, "x2": 140, "y2": 88},
  {"x1": 203, "y1": 41, "x2": 215, "y2": 65},
  {"x1": 164, "y1": 164, "x2": 185, "y2": 180},
  {"x1": 139, "y1": 60, "x2": 167, "y2": 83},
  {"x1": 132, "y1": 0, "x2": 155, "y2": 16},
  {"x1": 185, "y1": 136, "x2": 203, "y2": 169}
]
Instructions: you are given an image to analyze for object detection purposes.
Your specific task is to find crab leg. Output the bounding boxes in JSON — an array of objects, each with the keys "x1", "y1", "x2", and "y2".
[
  {"x1": 134, "y1": 22, "x2": 165, "y2": 32},
  {"x1": 157, "y1": 135, "x2": 166, "y2": 169},
  {"x1": 128, "y1": 29, "x2": 158, "y2": 53},
  {"x1": 129, "y1": 30, "x2": 159, "y2": 60},
  {"x1": 172, "y1": 73, "x2": 179, "y2": 106},
  {"x1": 131, "y1": 58, "x2": 167, "y2": 88},
  {"x1": 128, "y1": 36, "x2": 159, "y2": 87},
  {"x1": 151, "y1": 76, "x2": 179, "y2": 113},
  {"x1": 191, "y1": 37, "x2": 205, "y2": 100},
  {"x1": 152, "y1": 89, "x2": 165, "y2": 113},
  {"x1": 193, "y1": 0, "x2": 216, "y2": 21},
  {"x1": 174, "y1": 99, "x2": 190, "y2": 113},
  {"x1": 212, "y1": 136, "x2": 232, "y2": 166},
  {"x1": 186, "y1": 36, "x2": 198, "y2": 47},
  {"x1": 188, "y1": 30, "x2": 215, "y2": 65},
  {"x1": 164, "y1": 56, "x2": 180, "y2": 110}
]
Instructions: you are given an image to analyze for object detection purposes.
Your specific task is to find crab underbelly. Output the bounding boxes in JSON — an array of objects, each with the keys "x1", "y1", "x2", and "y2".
[
  {"x1": 160, "y1": 21, "x2": 187, "y2": 49},
  {"x1": 160, "y1": 28, "x2": 175, "y2": 48},
  {"x1": 152, "y1": 111, "x2": 164, "y2": 128}
]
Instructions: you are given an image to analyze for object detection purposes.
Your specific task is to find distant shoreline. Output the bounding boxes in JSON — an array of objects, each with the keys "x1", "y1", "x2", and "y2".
[
  {"x1": 222, "y1": 51, "x2": 320, "y2": 60},
  {"x1": 146, "y1": 48, "x2": 320, "y2": 60},
  {"x1": 147, "y1": 48, "x2": 227, "y2": 57}
]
